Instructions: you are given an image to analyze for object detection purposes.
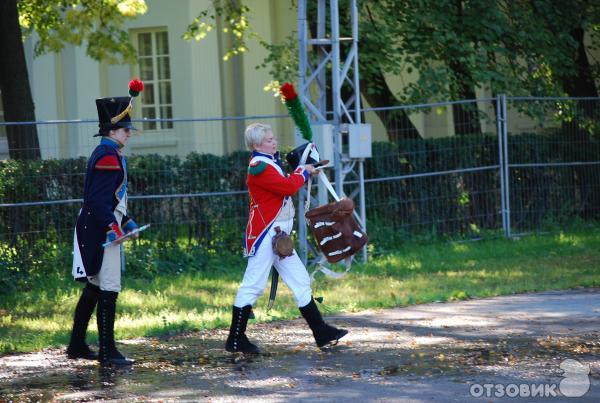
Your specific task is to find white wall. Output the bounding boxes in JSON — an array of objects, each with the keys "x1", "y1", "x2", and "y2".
[
  {"x1": 119, "y1": 0, "x2": 227, "y2": 156},
  {"x1": 27, "y1": 32, "x2": 104, "y2": 159}
]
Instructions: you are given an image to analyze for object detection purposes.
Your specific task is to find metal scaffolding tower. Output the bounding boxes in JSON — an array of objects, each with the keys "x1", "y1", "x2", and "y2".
[{"x1": 296, "y1": 0, "x2": 370, "y2": 265}]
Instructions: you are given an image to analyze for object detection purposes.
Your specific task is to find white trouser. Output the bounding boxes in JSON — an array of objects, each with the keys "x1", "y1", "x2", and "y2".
[
  {"x1": 88, "y1": 210, "x2": 123, "y2": 292},
  {"x1": 234, "y1": 218, "x2": 312, "y2": 308}
]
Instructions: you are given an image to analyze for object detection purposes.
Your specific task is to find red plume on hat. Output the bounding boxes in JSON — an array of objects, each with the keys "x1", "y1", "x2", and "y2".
[
  {"x1": 279, "y1": 82, "x2": 312, "y2": 141},
  {"x1": 279, "y1": 82, "x2": 298, "y2": 102},
  {"x1": 128, "y1": 78, "x2": 144, "y2": 97},
  {"x1": 105, "y1": 79, "x2": 144, "y2": 127}
]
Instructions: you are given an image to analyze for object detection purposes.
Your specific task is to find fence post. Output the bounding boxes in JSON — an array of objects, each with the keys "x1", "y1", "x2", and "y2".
[
  {"x1": 496, "y1": 95, "x2": 508, "y2": 237},
  {"x1": 501, "y1": 94, "x2": 512, "y2": 237}
]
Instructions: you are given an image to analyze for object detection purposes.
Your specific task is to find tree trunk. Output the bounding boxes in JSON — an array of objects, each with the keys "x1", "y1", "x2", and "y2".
[
  {"x1": 449, "y1": 65, "x2": 481, "y2": 136},
  {"x1": 559, "y1": 27, "x2": 600, "y2": 219},
  {"x1": 448, "y1": 1, "x2": 481, "y2": 136},
  {"x1": 561, "y1": 27, "x2": 598, "y2": 99},
  {"x1": 308, "y1": 2, "x2": 421, "y2": 142},
  {"x1": 0, "y1": 0, "x2": 41, "y2": 160},
  {"x1": 446, "y1": 0, "x2": 486, "y2": 230}
]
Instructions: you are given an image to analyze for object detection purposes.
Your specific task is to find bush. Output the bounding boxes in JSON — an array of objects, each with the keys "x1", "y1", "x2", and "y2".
[{"x1": 1, "y1": 132, "x2": 599, "y2": 292}]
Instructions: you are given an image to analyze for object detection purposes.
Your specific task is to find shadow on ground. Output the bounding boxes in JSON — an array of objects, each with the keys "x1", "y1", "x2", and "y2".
[{"x1": 1, "y1": 289, "x2": 599, "y2": 402}]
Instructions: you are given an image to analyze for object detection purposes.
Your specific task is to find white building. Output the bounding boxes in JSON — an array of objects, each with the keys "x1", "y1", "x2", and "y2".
[
  {"x1": 2, "y1": 0, "x2": 306, "y2": 160},
  {"x1": 3, "y1": 0, "x2": 590, "y2": 161}
]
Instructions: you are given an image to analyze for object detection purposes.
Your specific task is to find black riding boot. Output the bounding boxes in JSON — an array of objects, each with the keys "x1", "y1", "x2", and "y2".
[
  {"x1": 97, "y1": 291, "x2": 135, "y2": 366},
  {"x1": 67, "y1": 283, "x2": 100, "y2": 360},
  {"x1": 225, "y1": 305, "x2": 261, "y2": 353},
  {"x1": 300, "y1": 298, "x2": 348, "y2": 348}
]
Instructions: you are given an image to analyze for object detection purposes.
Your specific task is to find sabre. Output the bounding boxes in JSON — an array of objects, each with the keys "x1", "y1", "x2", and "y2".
[
  {"x1": 267, "y1": 268, "x2": 279, "y2": 311},
  {"x1": 313, "y1": 159, "x2": 331, "y2": 169},
  {"x1": 102, "y1": 223, "x2": 151, "y2": 248}
]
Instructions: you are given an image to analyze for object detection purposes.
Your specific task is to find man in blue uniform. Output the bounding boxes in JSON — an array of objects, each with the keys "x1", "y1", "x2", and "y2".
[{"x1": 67, "y1": 92, "x2": 141, "y2": 366}]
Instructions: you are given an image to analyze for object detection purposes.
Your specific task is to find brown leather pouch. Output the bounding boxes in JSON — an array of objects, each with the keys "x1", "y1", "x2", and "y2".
[{"x1": 272, "y1": 226, "x2": 294, "y2": 259}]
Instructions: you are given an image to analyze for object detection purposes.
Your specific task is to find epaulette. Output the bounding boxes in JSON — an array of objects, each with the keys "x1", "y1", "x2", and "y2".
[
  {"x1": 95, "y1": 155, "x2": 121, "y2": 171},
  {"x1": 248, "y1": 161, "x2": 267, "y2": 176}
]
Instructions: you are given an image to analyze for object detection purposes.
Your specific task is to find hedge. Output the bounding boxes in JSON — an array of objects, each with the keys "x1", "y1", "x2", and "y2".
[{"x1": 1, "y1": 131, "x2": 599, "y2": 292}]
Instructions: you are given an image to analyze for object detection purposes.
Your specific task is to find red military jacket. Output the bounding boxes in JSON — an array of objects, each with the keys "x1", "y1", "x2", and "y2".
[{"x1": 244, "y1": 151, "x2": 309, "y2": 257}]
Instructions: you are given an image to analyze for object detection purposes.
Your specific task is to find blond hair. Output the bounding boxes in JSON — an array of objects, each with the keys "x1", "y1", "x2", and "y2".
[{"x1": 244, "y1": 123, "x2": 272, "y2": 151}]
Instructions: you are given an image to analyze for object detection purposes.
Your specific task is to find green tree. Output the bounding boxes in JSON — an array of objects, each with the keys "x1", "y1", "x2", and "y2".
[
  {"x1": 186, "y1": 0, "x2": 600, "y2": 140},
  {"x1": 511, "y1": 0, "x2": 600, "y2": 218},
  {"x1": 516, "y1": 0, "x2": 600, "y2": 98},
  {"x1": 367, "y1": 0, "x2": 592, "y2": 134},
  {"x1": 185, "y1": 0, "x2": 422, "y2": 140},
  {"x1": 0, "y1": 0, "x2": 146, "y2": 160}
]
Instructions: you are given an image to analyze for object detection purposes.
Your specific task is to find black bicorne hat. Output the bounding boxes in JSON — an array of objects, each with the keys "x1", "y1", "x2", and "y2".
[
  {"x1": 94, "y1": 97, "x2": 138, "y2": 137},
  {"x1": 286, "y1": 142, "x2": 321, "y2": 170}
]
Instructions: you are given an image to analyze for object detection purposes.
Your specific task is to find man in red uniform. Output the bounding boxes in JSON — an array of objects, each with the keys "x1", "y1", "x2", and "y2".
[{"x1": 225, "y1": 123, "x2": 348, "y2": 353}]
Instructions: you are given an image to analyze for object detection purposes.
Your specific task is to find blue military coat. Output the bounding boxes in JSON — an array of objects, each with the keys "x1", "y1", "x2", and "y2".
[{"x1": 72, "y1": 138, "x2": 132, "y2": 279}]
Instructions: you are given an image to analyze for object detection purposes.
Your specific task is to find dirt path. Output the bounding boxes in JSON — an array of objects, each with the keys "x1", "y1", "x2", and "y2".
[{"x1": 1, "y1": 289, "x2": 599, "y2": 402}]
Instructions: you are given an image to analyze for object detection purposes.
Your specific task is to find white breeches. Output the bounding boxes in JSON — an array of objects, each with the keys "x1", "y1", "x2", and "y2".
[
  {"x1": 234, "y1": 219, "x2": 312, "y2": 308},
  {"x1": 88, "y1": 210, "x2": 123, "y2": 292}
]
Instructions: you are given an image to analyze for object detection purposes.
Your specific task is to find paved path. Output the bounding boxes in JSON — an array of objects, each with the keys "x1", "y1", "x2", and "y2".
[{"x1": 1, "y1": 289, "x2": 599, "y2": 401}]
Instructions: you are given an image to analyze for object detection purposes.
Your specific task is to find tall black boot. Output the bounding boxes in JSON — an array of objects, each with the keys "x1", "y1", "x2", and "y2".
[
  {"x1": 225, "y1": 305, "x2": 260, "y2": 353},
  {"x1": 97, "y1": 291, "x2": 135, "y2": 366},
  {"x1": 300, "y1": 298, "x2": 348, "y2": 348},
  {"x1": 67, "y1": 283, "x2": 100, "y2": 360}
]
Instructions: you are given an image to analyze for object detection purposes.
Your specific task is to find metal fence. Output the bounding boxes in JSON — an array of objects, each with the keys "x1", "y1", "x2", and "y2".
[
  {"x1": 503, "y1": 97, "x2": 600, "y2": 235},
  {"x1": 1, "y1": 96, "x2": 599, "y2": 267}
]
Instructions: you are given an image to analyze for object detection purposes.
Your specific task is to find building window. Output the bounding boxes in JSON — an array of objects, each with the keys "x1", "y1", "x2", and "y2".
[{"x1": 137, "y1": 30, "x2": 173, "y2": 130}]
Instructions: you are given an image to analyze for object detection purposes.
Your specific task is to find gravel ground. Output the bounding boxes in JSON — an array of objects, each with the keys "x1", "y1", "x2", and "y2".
[{"x1": 1, "y1": 289, "x2": 599, "y2": 402}]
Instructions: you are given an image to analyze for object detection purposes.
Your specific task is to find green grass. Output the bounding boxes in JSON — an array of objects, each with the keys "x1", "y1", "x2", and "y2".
[{"x1": 1, "y1": 229, "x2": 599, "y2": 354}]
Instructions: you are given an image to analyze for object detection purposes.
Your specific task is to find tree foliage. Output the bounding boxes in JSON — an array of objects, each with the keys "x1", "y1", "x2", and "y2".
[
  {"x1": 185, "y1": 0, "x2": 600, "y2": 139},
  {"x1": 515, "y1": 0, "x2": 600, "y2": 98},
  {"x1": 183, "y1": 0, "x2": 252, "y2": 62},
  {"x1": 0, "y1": 0, "x2": 146, "y2": 160},
  {"x1": 18, "y1": 0, "x2": 147, "y2": 64}
]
